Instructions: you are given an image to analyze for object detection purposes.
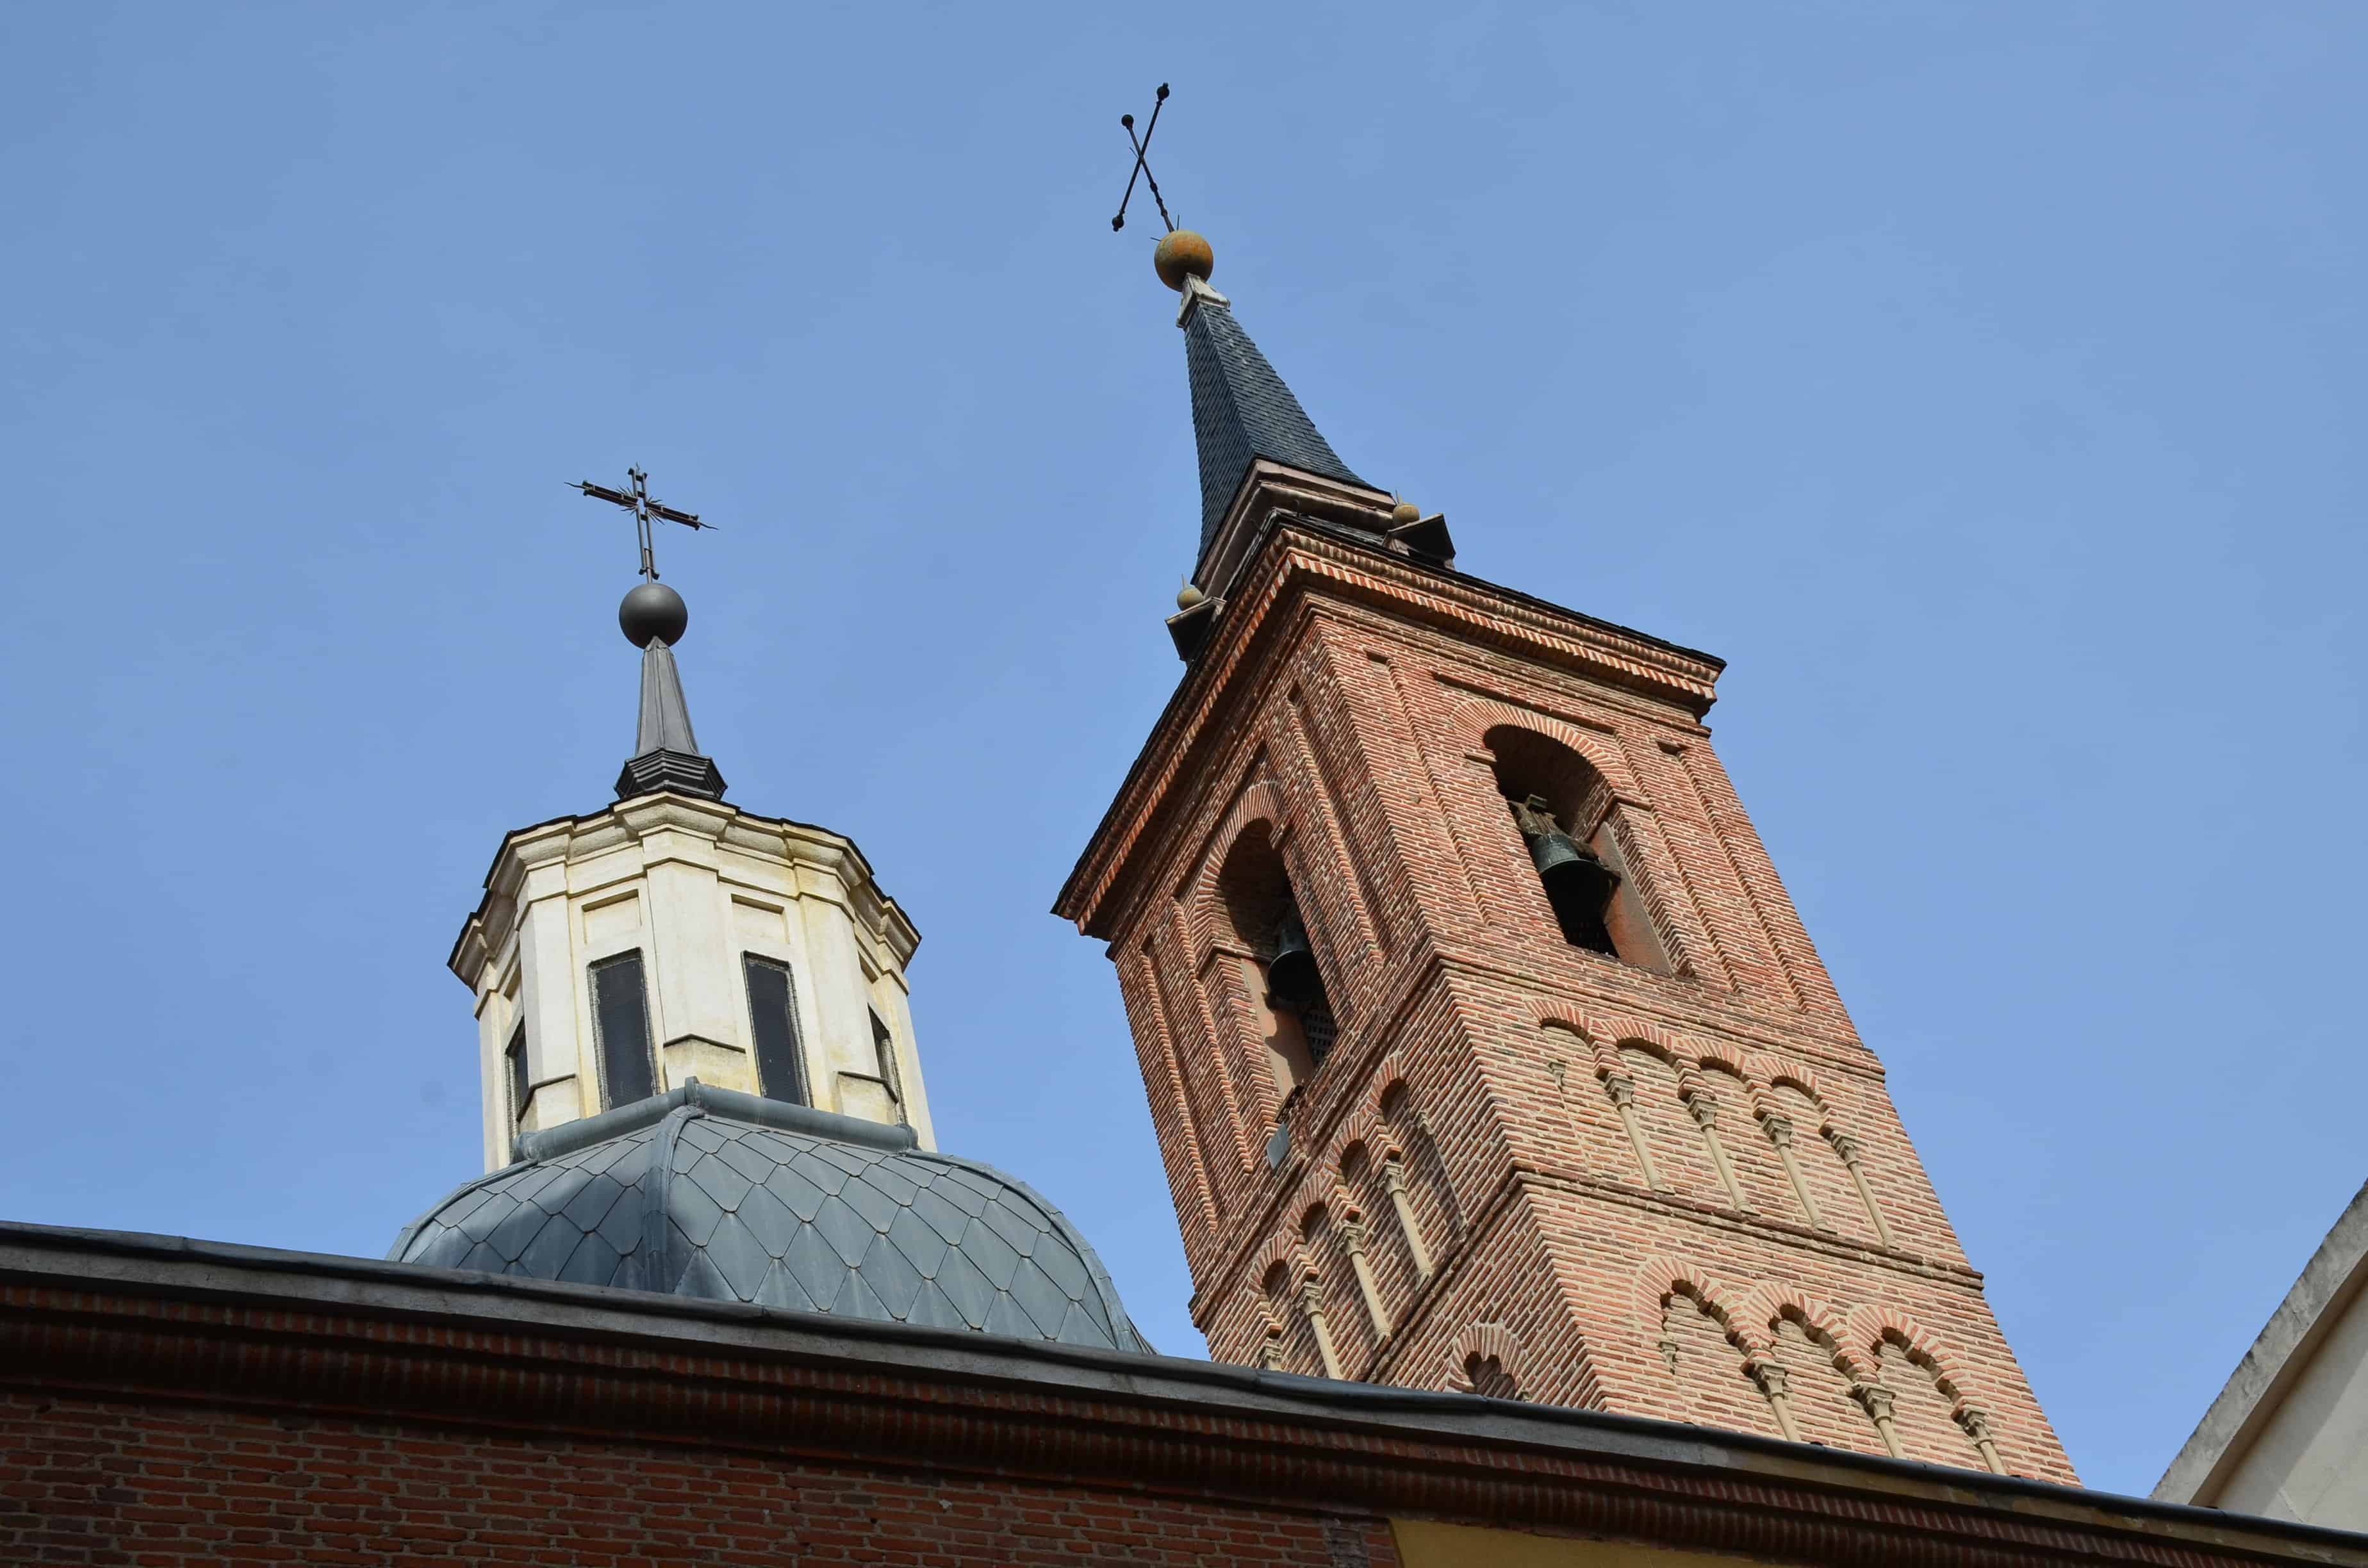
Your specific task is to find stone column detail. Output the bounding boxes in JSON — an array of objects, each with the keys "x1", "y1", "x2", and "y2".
[
  {"x1": 1340, "y1": 1216, "x2": 1392, "y2": 1339},
  {"x1": 1959, "y1": 1405, "x2": 2008, "y2": 1474},
  {"x1": 1829, "y1": 1131, "x2": 1896, "y2": 1248},
  {"x1": 1686, "y1": 1091, "x2": 1752, "y2": 1212},
  {"x1": 1601, "y1": 1074, "x2": 1666, "y2": 1191},
  {"x1": 1760, "y1": 1113, "x2": 1829, "y2": 1232},
  {"x1": 1748, "y1": 1357, "x2": 1800, "y2": 1443},
  {"x1": 1298, "y1": 1274, "x2": 1346, "y2": 1380},
  {"x1": 1852, "y1": 1382, "x2": 1903, "y2": 1458},
  {"x1": 1380, "y1": 1156, "x2": 1435, "y2": 1280}
]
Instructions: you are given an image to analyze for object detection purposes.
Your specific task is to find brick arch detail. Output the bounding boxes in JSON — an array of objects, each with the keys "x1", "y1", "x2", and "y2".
[
  {"x1": 1744, "y1": 1052, "x2": 1832, "y2": 1122},
  {"x1": 1442, "y1": 694, "x2": 1650, "y2": 806},
  {"x1": 1441, "y1": 1321, "x2": 1527, "y2": 1394},
  {"x1": 1251, "y1": 1234, "x2": 1310, "y2": 1289},
  {"x1": 1689, "y1": 1041, "x2": 1761, "y2": 1107},
  {"x1": 1844, "y1": 1305, "x2": 1976, "y2": 1410},
  {"x1": 1630, "y1": 1255, "x2": 1763, "y2": 1353},
  {"x1": 1594, "y1": 1016, "x2": 1699, "y2": 1072},
  {"x1": 1536, "y1": 1008, "x2": 1769, "y2": 1091},
  {"x1": 1361, "y1": 1054, "x2": 1415, "y2": 1127},
  {"x1": 1190, "y1": 776, "x2": 1294, "y2": 931},
  {"x1": 1532, "y1": 1008, "x2": 1624, "y2": 1077},
  {"x1": 1296, "y1": 1198, "x2": 1333, "y2": 1241},
  {"x1": 1736, "y1": 1283, "x2": 1868, "y2": 1380},
  {"x1": 1326, "y1": 1182, "x2": 1365, "y2": 1224},
  {"x1": 1329, "y1": 1110, "x2": 1399, "y2": 1182}
]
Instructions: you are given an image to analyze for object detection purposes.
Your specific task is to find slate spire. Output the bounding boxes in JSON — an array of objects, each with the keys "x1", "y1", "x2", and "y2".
[
  {"x1": 1159, "y1": 231, "x2": 1367, "y2": 557},
  {"x1": 614, "y1": 580, "x2": 727, "y2": 802}
]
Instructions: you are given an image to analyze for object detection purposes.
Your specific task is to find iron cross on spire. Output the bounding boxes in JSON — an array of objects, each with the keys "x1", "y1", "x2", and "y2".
[
  {"x1": 573, "y1": 466, "x2": 714, "y2": 581},
  {"x1": 1110, "y1": 82, "x2": 1175, "y2": 233}
]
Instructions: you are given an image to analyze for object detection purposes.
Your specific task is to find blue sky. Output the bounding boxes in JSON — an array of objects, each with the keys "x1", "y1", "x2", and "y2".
[{"x1": 3, "y1": 2, "x2": 2362, "y2": 1497}]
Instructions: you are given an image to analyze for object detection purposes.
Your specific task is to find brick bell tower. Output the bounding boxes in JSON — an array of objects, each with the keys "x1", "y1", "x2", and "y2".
[{"x1": 1053, "y1": 228, "x2": 2076, "y2": 1482}]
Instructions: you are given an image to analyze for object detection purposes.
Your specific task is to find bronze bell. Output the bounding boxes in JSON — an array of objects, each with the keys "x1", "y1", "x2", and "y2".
[
  {"x1": 1533, "y1": 825, "x2": 1619, "y2": 908},
  {"x1": 1511, "y1": 796, "x2": 1621, "y2": 956},
  {"x1": 1265, "y1": 908, "x2": 1324, "y2": 1011}
]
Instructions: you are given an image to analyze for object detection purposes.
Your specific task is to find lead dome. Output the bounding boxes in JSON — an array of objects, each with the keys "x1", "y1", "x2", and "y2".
[{"x1": 391, "y1": 1081, "x2": 1151, "y2": 1353}]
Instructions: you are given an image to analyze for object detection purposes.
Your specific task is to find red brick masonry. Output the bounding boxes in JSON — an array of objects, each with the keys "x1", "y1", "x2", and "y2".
[
  {"x1": 0, "y1": 1225, "x2": 2358, "y2": 1567},
  {"x1": 1058, "y1": 490, "x2": 2075, "y2": 1479}
]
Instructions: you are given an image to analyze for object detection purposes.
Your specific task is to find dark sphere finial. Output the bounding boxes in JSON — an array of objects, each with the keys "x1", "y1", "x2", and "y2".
[{"x1": 620, "y1": 580, "x2": 689, "y2": 648}]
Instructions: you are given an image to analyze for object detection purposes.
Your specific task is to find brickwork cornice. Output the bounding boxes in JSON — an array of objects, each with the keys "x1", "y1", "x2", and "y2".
[
  {"x1": 0, "y1": 1225, "x2": 2356, "y2": 1568},
  {"x1": 1179, "y1": 928, "x2": 1899, "y2": 1333},
  {"x1": 1262, "y1": 1148, "x2": 1984, "y2": 1391},
  {"x1": 1055, "y1": 521, "x2": 1725, "y2": 940}
]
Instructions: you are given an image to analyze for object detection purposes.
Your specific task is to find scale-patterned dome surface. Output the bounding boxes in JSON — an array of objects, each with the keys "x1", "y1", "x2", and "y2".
[{"x1": 391, "y1": 1087, "x2": 1149, "y2": 1354}]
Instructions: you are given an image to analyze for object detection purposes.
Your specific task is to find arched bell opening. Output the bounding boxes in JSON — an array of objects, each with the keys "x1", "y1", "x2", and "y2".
[
  {"x1": 1484, "y1": 726, "x2": 1668, "y2": 972},
  {"x1": 1216, "y1": 828, "x2": 1339, "y2": 1104}
]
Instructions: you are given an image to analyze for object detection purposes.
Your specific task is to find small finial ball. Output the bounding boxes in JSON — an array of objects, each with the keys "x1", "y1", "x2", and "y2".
[
  {"x1": 1154, "y1": 229, "x2": 1215, "y2": 291},
  {"x1": 1391, "y1": 500, "x2": 1422, "y2": 528},
  {"x1": 620, "y1": 581, "x2": 689, "y2": 648},
  {"x1": 1176, "y1": 577, "x2": 1208, "y2": 611}
]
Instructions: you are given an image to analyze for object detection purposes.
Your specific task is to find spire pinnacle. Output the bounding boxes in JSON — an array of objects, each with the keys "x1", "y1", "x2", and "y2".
[
  {"x1": 1176, "y1": 253, "x2": 1367, "y2": 554},
  {"x1": 1101, "y1": 89, "x2": 1372, "y2": 563},
  {"x1": 613, "y1": 582, "x2": 727, "y2": 802}
]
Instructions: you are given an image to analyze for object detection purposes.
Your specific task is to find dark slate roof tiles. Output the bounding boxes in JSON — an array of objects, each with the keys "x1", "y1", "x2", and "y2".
[
  {"x1": 1183, "y1": 294, "x2": 1367, "y2": 555},
  {"x1": 391, "y1": 1104, "x2": 1149, "y2": 1355}
]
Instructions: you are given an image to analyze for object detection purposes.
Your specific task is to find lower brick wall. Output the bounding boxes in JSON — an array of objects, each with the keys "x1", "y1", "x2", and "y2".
[
  {"x1": 0, "y1": 1391, "x2": 1404, "y2": 1568},
  {"x1": 0, "y1": 1231, "x2": 2354, "y2": 1568}
]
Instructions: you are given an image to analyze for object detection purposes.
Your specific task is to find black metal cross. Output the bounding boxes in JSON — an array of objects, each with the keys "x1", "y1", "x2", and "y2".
[
  {"x1": 573, "y1": 466, "x2": 712, "y2": 581},
  {"x1": 1110, "y1": 82, "x2": 1174, "y2": 233}
]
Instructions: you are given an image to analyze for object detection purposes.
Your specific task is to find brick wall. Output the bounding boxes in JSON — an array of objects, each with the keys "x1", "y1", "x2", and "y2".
[
  {"x1": 0, "y1": 1389, "x2": 1401, "y2": 1567},
  {"x1": 1060, "y1": 510, "x2": 2075, "y2": 1483},
  {"x1": 0, "y1": 1236, "x2": 2344, "y2": 1568}
]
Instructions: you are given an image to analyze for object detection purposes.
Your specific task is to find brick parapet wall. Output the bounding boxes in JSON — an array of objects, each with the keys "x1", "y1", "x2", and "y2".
[
  {"x1": 1057, "y1": 515, "x2": 2068, "y2": 1479},
  {"x1": 0, "y1": 1230, "x2": 2348, "y2": 1568},
  {"x1": 1, "y1": 1391, "x2": 1400, "y2": 1568}
]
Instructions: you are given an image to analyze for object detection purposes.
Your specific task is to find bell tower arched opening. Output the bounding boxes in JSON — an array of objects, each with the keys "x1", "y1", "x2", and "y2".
[
  {"x1": 1485, "y1": 725, "x2": 1667, "y2": 972},
  {"x1": 1216, "y1": 827, "x2": 1338, "y2": 1102}
]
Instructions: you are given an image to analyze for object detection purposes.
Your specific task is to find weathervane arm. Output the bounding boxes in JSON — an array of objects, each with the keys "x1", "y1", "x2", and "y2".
[
  {"x1": 647, "y1": 501, "x2": 709, "y2": 530},
  {"x1": 1112, "y1": 83, "x2": 1172, "y2": 232},
  {"x1": 1124, "y1": 122, "x2": 1174, "y2": 233},
  {"x1": 576, "y1": 480, "x2": 637, "y2": 508}
]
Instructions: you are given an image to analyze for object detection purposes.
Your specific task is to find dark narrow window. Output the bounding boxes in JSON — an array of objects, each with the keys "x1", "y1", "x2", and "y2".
[
  {"x1": 504, "y1": 1023, "x2": 530, "y2": 1129},
  {"x1": 589, "y1": 951, "x2": 656, "y2": 1107},
  {"x1": 743, "y1": 955, "x2": 809, "y2": 1106},
  {"x1": 869, "y1": 1009, "x2": 906, "y2": 1122}
]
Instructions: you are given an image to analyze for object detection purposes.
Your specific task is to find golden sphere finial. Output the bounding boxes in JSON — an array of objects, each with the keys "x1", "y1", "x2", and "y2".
[
  {"x1": 1391, "y1": 499, "x2": 1421, "y2": 528},
  {"x1": 1176, "y1": 576, "x2": 1208, "y2": 610},
  {"x1": 1154, "y1": 229, "x2": 1215, "y2": 291}
]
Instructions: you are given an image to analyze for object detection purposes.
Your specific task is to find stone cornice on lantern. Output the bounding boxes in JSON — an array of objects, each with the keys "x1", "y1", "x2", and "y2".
[
  {"x1": 1055, "y1": 484, "x2": 1729, "y2": 942},
  {"x1": 449, "y1": 790, "x2": 921, "y2": 996}
]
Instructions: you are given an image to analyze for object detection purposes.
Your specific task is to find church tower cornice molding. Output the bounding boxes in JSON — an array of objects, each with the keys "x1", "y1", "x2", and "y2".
[
  {"x1": 450, "y1": 790, "x2": 921, "y2": 995},
  {"x1": 1057, "y1": 514, "x2": 1727, "y2": 941}
]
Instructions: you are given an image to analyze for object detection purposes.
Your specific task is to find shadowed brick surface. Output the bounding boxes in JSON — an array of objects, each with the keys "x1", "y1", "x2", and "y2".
[{"x1": 0, "y1": 1390, "x2": 1395, "y2": 1567}]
